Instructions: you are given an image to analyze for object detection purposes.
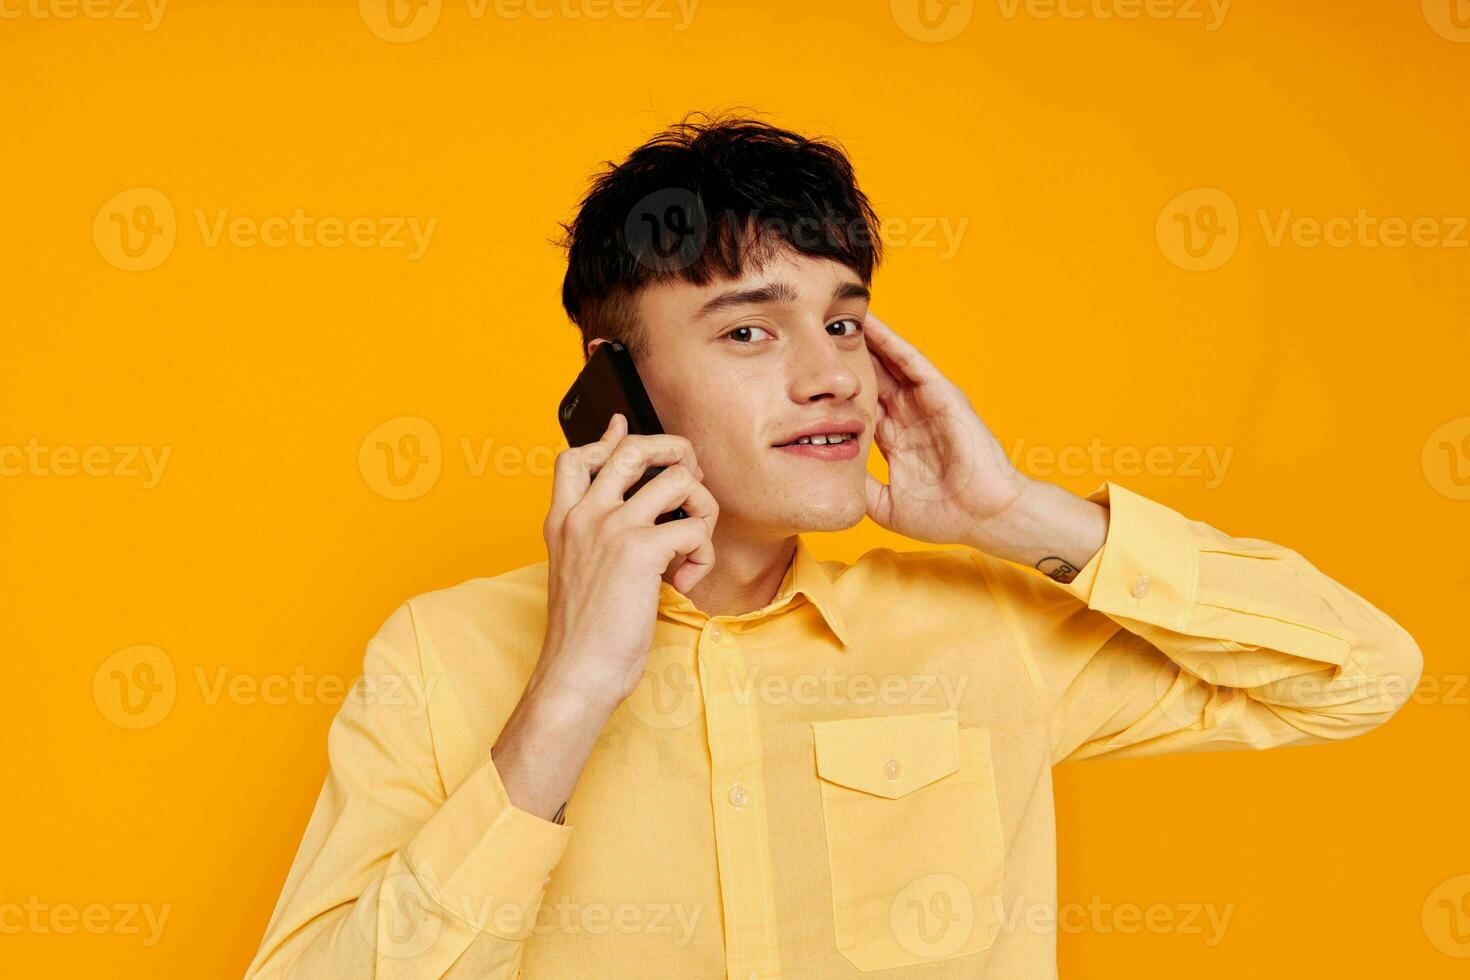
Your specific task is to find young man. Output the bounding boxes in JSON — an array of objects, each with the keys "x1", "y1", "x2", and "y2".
[{"x1": 247, "y1": 117, "x2": 1422, "y2": 978}]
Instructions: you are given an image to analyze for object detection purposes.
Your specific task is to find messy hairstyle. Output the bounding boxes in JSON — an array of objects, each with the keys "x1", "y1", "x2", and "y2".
[{"x1": 557, "y1": 111, "x2": 883, "y2": 359}]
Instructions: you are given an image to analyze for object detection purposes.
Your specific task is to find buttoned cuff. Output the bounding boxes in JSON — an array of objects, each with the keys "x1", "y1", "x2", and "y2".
[
  {"x1": 404, "y1": 752, "x2": 573, "y2": 941},
  {"x1": 1053, "y1": 481, "x2": 1197, "y2": 632}
]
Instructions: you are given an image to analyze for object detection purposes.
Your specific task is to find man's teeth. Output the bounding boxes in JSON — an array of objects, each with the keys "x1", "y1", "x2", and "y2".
[{"x1": 791, "y1": 433, "x2": 854, "y2": 445}]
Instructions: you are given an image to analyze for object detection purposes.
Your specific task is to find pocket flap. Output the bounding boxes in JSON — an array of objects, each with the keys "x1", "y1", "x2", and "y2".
[{"x1": 812, "y1": 711, "x2": 960, "y2": 799}]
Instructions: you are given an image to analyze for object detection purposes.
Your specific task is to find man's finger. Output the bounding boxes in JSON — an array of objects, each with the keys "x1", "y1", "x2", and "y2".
[
  {"x1": 864, "y1": 472, "x2": 893, "y2": 528},
  {"x1": 548, "y1": 412, "x2": 627, "y2": 529},
  {"x1": 870, "y1": 396, "x2": 899, "y2": 455},
  {"x1": 864, "y1": 311, "x2": 943, "y2": 386},
  {"x1": 869, "y1": 337, "x2": 902, "y2": 400}
]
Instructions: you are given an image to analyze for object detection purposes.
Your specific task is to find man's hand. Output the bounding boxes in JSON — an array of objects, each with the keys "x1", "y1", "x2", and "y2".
[
  {"x1": 492, "y1": 414, "x2": 719, "y2": 823},
  {"x1": 862, "y1": 312, "x2": 1109, "y2": 579},
  {"x1": 862, "y1": 311, "x2": 1028, "y2": 543},
  {"x1": 539, "y1": 412, "x2": 719, "y2": 705}
]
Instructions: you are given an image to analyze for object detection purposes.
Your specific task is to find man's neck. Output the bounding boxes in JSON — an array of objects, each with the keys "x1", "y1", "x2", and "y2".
[{"x1": 666, "y1": 526, "x2": 797, "y2": 618}]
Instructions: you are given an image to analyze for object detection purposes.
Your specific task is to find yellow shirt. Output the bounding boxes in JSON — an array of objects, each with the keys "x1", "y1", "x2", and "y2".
[{"x1": 245, "y1": 482, "x2": 1421, "y2": 978}]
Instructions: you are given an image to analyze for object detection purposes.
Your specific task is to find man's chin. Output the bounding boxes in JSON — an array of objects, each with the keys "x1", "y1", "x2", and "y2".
[{"x1": 780, "y1": 495, "x2": 868, "y2": 534}]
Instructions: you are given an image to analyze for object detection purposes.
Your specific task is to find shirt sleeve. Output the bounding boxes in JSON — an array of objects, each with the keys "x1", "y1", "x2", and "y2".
[
  {"x1": 973, "y1": 481, "x2": 1423, "y2": 766},
  {"x1": 244, "y1": 601, "x2": 573, "y2": 978}
]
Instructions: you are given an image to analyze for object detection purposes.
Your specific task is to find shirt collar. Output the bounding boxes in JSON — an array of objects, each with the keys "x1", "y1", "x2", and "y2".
[{"x1": 657, "y1": 535, "x2": 849, "y2": 647}]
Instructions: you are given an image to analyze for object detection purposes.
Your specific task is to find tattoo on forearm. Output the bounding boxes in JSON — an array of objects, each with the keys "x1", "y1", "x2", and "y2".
[{"x1": 1036, "y1": 556, "x2": 1081, "y2": 584}]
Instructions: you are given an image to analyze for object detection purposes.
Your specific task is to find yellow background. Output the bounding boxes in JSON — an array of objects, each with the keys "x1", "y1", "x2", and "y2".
[{"x1": 4, "y1": 0, "x2": 1469, "y2": 975}]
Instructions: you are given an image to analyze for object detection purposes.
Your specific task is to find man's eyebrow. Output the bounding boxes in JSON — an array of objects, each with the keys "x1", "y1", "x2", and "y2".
[
  {"x1": 694, "y1": 280, "x2": 800, "y2": 319},
  {"x1": 693, "y1": 279, "x2": 870, "y2": 319}
]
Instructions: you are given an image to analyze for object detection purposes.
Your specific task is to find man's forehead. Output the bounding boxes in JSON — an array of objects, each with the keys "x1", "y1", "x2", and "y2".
[{"x1": 642, "y1": 254, "x2": 869, "y2": 317}]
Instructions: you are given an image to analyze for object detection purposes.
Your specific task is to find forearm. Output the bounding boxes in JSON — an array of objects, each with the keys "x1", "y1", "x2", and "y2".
[
  {"x1": 491, "y1": 651, "x2": 621, "y2": 822},
  {"x1": 965, "y1": 476, "x2": 1110, "y2": 583}
]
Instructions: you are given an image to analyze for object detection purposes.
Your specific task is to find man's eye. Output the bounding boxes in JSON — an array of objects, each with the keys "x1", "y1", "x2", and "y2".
[
  {"x1": 827, "y1": 318, "x2": 862, "y2": 337},
  {"x1": 725, "y1": 325, "x2": 772, "y2": 343}
]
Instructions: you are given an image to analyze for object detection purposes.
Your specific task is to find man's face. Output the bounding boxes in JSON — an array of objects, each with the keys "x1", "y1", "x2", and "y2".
[{"x1": 611, "y1": 246, "x2": 877, "y2": 540}]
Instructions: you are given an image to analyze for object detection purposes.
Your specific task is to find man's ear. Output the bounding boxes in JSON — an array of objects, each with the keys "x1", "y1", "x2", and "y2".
[{"x1": 586, "y1": 337, "x2": 612, "y2": 359}]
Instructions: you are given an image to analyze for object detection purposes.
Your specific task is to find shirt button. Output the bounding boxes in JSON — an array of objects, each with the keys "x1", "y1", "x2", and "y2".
[
  {"x1": 728, "y1": 783, "x2": 748, "y2": 808},
  {"x1": 709, "y1": 626, "x2": 724, "y2": 643},
  {"x1": 884, "y1": 758, "x2": 901, "y2": 780},
  {"x1": 1130, "y1": 574, "x2": 1151, "y2": 598}
]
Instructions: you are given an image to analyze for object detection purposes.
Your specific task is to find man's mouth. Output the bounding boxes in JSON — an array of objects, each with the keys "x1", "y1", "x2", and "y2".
[
  {"x1": 780, "y1": 433, "x2": 858, "y2": 447},
  {"x1": 773, "y1": 417, "x2": 865, "y2": 446},
  {"x1": 773, "y1": 419, "x2": 865, "y2": 460}
]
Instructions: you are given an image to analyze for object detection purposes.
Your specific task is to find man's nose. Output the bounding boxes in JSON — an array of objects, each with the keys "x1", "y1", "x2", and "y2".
[{"x1": 788, "y1": 331, "x2": 861, "y2": 404}]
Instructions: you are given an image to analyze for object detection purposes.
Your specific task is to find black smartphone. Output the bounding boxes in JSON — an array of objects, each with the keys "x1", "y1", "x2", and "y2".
[{"x1": 558, "y1": 341, "x2": 689, "y2": 525}]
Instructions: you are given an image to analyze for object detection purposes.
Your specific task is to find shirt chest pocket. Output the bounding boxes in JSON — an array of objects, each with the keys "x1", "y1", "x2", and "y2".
[{"x1": 811, "y1": 710, "x2": 1005, "y2": 972}]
